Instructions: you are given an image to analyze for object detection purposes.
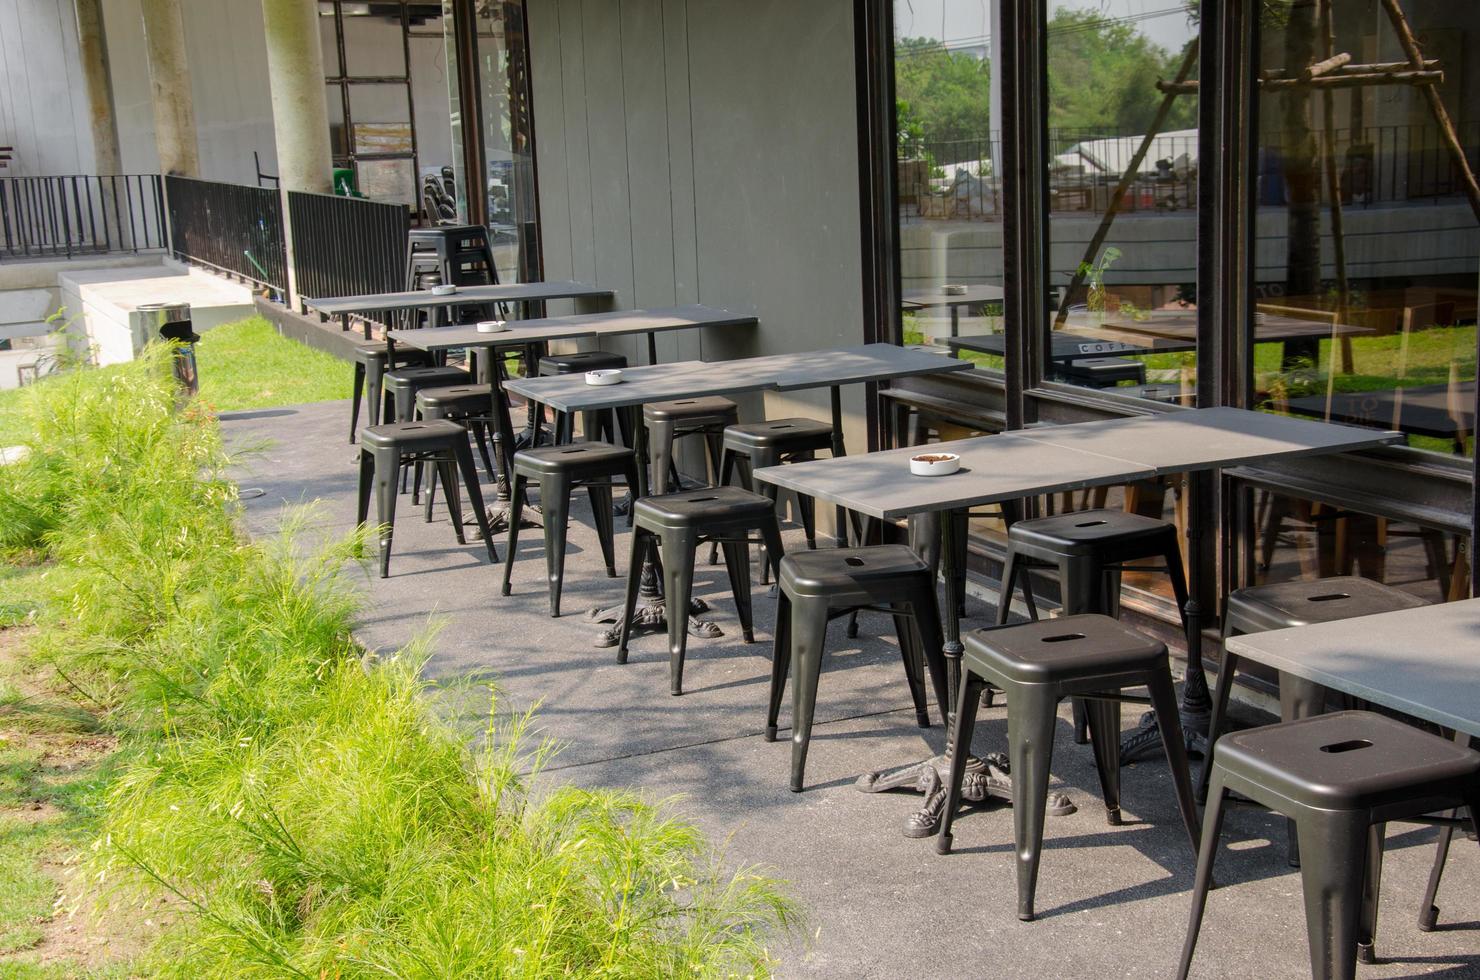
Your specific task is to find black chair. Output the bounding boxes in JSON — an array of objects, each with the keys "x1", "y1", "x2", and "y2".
[
  {"x1": 997, "y1": 508, "x2": 1190, "y2": 742},
  {"x1": 617, "y1": 487, "x2": 784, "y2": 695},
  {"x1": 766, "y1": 545, "x2": 949, "y2": 792},
  {"x1": 349, "y1": 342, "x2": 432, "y2": 444},
  {"x1": 719, "y1": 418, "x2": 832, "y2": 575},
  {"x1": 1180, "y1": 711, "x2": 1480, "y2": 979},
  {"x1": 643, "y1": 396, "x2": 738, "y2": 493},
  {"x1": 502, "y1": 441, "x2": 639, "y2": 617},
  {"x1": 538, "y1": 351, "x2": 632, "y2": 446},
  {"x1": 938, "y1": 614, "x2": 1200, "y2": 922},
  {"x1": 356, "y1": 420, "x2": 496, "y2": 578}
]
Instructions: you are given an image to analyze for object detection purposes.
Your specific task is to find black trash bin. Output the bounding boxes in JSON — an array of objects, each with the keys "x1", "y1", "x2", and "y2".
[{"x1": 139, "y1": 302, "x2": 200, "y2": 397}]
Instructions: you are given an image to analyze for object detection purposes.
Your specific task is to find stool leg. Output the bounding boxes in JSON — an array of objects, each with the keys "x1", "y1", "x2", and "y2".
[
  {"x1": 501, "y1": 474, "x2": 527, "y2": 597},
  {"x1": 587, "y1": 480, "x2": 618, "y2": 578},
  {"x1": 661, "y1": 528, "x2": 699, "y2": 695},
  {"x1": 1281, "y1": 676, "x2": 1329, "y2": 868},
  {"x1": 757, "y1": 516, "x2": 786, "y2": 587},
  {"x1": 423, "y1": 455, "x2": 440, "y2": 523},
  {"x1": 890, "y1": 606, "x2": 929, "y2": 728},
  {"x1": 1199, "y1": 650, "x2": 1242, "y2": 803},
  {"x1": 936, "y1": 671, "x2": 986, "y2": 854},
  {"x1": 1161, "y1": 531, "x2": 1192, "y2": 638},
  {"x1": 350, "y1": 362, "x2": 365, "y2": 444},
  {"x1": 719, "y1": 447, "x2": 737, "y2": 488},
  {"x1": 1295, "y1": 810, "x2": 1369, "y2": 980},
  {"x1": 1358, "y1": 824, "x2": 1385, "y2": 964},
  {"x1": 1082, "y1": 697, "x2": 1123, "y2": 825},
  {"x1": 356, "y1": 448, "x2": 374, "y2": 526},
  {"x1": 437, "y1": 456, "x2": 466, "y2": 544},
  {"x1": 1147, "y1": 671, "x2": 1202, "y2": 854},
  {"x1": 374, "y1": 447, "x2": 399, "y2": 578},
  {"x1": 996, "y1": 547, "x2": 1024, "y2": 626},
  {"x1": 903, "y1": 575, "x2": 950, "y2": 724},
  {"x1": 1418, "y1": 814, "x2": 1458, "y2": 932},
  {"x1": 1061, "y1": 557, "x2": 1098, "y2": 745},
  {"x1": 798, "y1": 490, "x2": 817, "y2": 550},
  {"x1": 471, "y1": 422, "x2": 497, "y2": 481},
  {"x1": 765, "y1": 592, "x2": 792, "y2": 741},
  {"x1": 788, "y1": 595, "x2": 830, "y2": 792},
  {"x1": 541, "y1": 473, "x2": 571, "y2": 617},
  {"x1": 648, "y1": 419, "x2": 675, "y2": 495},
  {"x1": 1007, "y1": 686, "x2": 1059, "y2": 921},
  {"x1": 720, "y1": 537, "x2": 755, "y2": 644},
  {"x1": 453, "y1": 439, "x2": 496, "y2": 562},
  {"x1": 1176, "y1": 770, "x2": 1231, "y2": 980},
  {"x1": 616, "y1": 529, "x2": 651, "y2": 665}
]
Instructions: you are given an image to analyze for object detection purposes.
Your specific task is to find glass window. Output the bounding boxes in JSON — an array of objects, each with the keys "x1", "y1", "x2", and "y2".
[
  {"x1": 892, "y1": 0, "x2": 1004, "y2": 373},
  {"x1": 1044, "y1": 1, "x2": 1200, "y2": 404},
  {"x1": 1256, "y1": 0, "x2": 1479, "y2": 458}
]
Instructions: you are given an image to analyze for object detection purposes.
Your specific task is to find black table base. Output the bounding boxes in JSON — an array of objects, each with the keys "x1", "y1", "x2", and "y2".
[
  {"x1": 586, "y1": 562, "x2": 721, "y2": 648},
  {"x1": 857, "y1": 749, "x2": 1077, "y2": 838}
]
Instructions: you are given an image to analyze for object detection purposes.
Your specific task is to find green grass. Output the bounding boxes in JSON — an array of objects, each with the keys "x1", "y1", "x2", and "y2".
[
  {"x1": 0, "y1": 315, "x2": 351, "y2": 448},
  {"x1": 0, "y1": 347, "x2": 798, "y2": 976}
]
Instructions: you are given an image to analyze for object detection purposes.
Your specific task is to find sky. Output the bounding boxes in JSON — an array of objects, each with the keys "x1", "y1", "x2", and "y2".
[{"x1": 893, "y1": 0, "x2": 1197, "y2": 55}]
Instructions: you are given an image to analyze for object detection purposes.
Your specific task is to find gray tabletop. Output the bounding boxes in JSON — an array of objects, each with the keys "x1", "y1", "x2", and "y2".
[
  {"x1": 901, "y1": 284, "x2": 1004, "y2": 309},
  {"x1": 386, "y1": 304, "x2": 756, "y2": 352},
  {"x1": 752, "y1": 433, "x2": 1156, "y2": 520},
  {"x1": 1285, "y1": 381, "x2": 1473, "y2": 440},
  {"x1": 1013, "y1": 407, "x2": 1401, "y2": 473},
  {"x1": 502, "y1": 343, "x2": 973, "y2": 413},
  {"x1": 302, "y1": 280, "x2": 616, "y2": 317},
  {"x1": 1058, "y1": 310, "x2": 1372, "y2": 345},
  {"x1": 949, "y1": 331, "x2": 1188, "y2": 361},
  {"x1": 1224, "y1": 598, "x2": 1480, "y2": 737}
]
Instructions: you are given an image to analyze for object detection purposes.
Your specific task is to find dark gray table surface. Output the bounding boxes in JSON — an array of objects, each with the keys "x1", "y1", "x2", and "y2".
[
  {"x1": 901, "y1": 284, "x2": 1004, "y2": 309},
  {"x1": 302, "y1": 280, "x2": 616, "y2": 316},
  {"x1": 1224, "y1": 598, "x2": 1480, "y2": 738},
  {"x1": 948, "y1": 331, "x2": 1188, "y2": 361},
  {"x1": 1284, "y1": 381, "x2": 1474, "y2": 440},
  {"x1": 386, "y1": 304, "x2": 756, "y2": 351},
  {"x1": 501, "y1": 343, "x2": 973, "y2": 413}
]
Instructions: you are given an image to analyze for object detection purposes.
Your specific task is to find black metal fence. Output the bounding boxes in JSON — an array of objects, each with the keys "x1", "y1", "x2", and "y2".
[
  {"x1": 0, "y1": 174, "x2": 166, "y2": 258},
  {"x1": 286, "y1": 188, "x2": 408, "y2": 327},
  {"x1": 165, "y1": 176, "x2": 287, "y2": 293}
]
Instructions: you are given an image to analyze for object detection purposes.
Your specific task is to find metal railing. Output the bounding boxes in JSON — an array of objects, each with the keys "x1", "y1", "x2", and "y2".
[
  {"x1": 0, "y1": 174, "x2": 166, "y2": 258},
  {"x1": 286, "y1": 188, "x2": 408, "y2": 328},
  {"x1": 165, "y1": 176, "x2": 287, "y2": 293}
]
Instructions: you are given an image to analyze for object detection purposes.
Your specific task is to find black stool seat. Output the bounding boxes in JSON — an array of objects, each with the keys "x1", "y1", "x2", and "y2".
[
  {"x1": 1007, "y1": 509, "x2": 1179, "y2": 557},
  {"x1": 722, "y1": 417, "x2": 833, "y2": 452},
  {"x1": 417, "y1": 383, "x2": 493, "y2": 415},
  {"x1": 383, "y1": 365, "x2": 473, "y2": 422},
  {"x1": 644, "y1": 396, "x2": 738, "y2": 425},
  {"x1": 632, "y1": 485, "x2": 774, "y2": 527},
  {"x1": 538, "y1": 350, "x2": 628, "y2": 374},
  {"x1": 966, "y1": 613, "x2": 1166, "y2": 684},
  {"x1": 360, "y1": 419, "x2": 467, "y2": 450},
  {"x1": 349, "y1": 342, "x2": 432, "y2": 444},
  {"x1": 768, "y1": 545, "x2": 947, "y2": 792},
  {"x1": 503, "y1": 441, "x2": 637, "y2": 617},
  {"x1": 1058, "y1": 357, "x2": 1147, "y2": 387},
  {"x1": 618, "y1": 486, "x2": 784, "y2": 695},
  {"x1": 1179, "y1": 711, "x2": 1480, "y2": 979},
  {"x1": 1225, "y1": 575, "x2": 1428, "y2": 634},
  {"x1": 940, "y1": 614, "x2": 1200, "y2": 920}
]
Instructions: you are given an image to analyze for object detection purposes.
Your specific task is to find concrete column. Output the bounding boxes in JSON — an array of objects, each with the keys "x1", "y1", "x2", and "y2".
[
  {"x1": 73, "y1": 0, "x2": 122, "y2": 176},
  {"x1": 139, "y1": 0, "x2": 200, "y2": 176},
  {"x1": 260, "y1": 0, "x2": 333, "y2": 194}
]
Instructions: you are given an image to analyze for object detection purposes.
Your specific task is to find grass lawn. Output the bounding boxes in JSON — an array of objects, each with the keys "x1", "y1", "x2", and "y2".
[{"x1": 0, "y1": 316, "x2": 351, "y2": 447}]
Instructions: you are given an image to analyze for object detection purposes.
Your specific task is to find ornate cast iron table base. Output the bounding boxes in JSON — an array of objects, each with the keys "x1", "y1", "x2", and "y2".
[
  {"x1": 857, "y1": 750, "x2": 1076, "y2": 838},
  {"x1": 586, "y1": 561, "x2": 722, "y2": 648}
]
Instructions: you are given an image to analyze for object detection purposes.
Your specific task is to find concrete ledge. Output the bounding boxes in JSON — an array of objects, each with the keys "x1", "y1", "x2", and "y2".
[
  {"x1": 253, "y1": 295, "x2": 361, "y2": 362},
  {"x1": 58, "y1": 264, "x2": 254, "y2": 365}
]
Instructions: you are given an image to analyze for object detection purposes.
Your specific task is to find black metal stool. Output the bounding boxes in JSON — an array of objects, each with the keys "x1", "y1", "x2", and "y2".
[
  {"x1": 350, "y1": 342, "x2": 431, "y2": 444},
  {"x1": 766, "y1": 545, "x2": 949, "y2": 792},
  {"x1": 1202, "y1": 576, "x2": 1429, "y2": 801},
  {"x1": 938, "y1": 614, "x2": 1200, "y2": 921},
  {"x1": 643, "y1": 396, "x2": 739, "y2": 492},
  {"x1": 1057, "y1": 356, "x2": 1147, "y2": 388},
  {"x1": 416, "y1": 384, "x2": 499, "y2": 478},
  {"x1": 617, "y1": 486, "x2": 784, "y2": 695},
  {"x1": 502, "y1": 441, "x2": 639, "y2": 617},
  {"x1": 538, "y1": 351, "x2": 632, "y2": 445},
  {"x1": 382, "y1": 365, "x2": 473, "y2": 423},
  {"x1": 719, "y1": 417, "x2": 832, "y2": 562},
  {"x1": 997, "y1": 508, "x2": 1190, "y2": 742},
  {"x1": 1179, "y1": 711, "x2": 1480, "y2": 979},
  {"x1": 356, "y1": 420, "x2": 496, "y2": 578}
]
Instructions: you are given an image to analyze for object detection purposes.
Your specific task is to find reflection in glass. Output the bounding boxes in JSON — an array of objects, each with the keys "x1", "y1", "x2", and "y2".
[
  {"x1": 1044, "y1": 1, "x2": 1200, "y2": 404},
  {"x1": 1256, "y1": 0, "x2": 1478, "y2": 458}
]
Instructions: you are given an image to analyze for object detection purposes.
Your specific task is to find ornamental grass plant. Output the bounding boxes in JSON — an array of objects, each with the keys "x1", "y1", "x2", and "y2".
[{"x1": 0, "y1": 347, "x2": 797, "y2": 977}]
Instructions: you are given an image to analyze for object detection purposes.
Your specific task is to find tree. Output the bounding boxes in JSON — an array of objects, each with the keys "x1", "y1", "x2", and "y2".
[
  {"x1": 894, "y1": 37, "x2": 992, "y2": 162},
  {"x1": 1045, "y1": 9, "x2": 1198, "y2": 135}
]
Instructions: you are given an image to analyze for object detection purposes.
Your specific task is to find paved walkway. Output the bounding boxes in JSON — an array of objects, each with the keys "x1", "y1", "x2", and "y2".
[{"x1": 224, "y1": 399, "x2": 1480, "y2": 979}]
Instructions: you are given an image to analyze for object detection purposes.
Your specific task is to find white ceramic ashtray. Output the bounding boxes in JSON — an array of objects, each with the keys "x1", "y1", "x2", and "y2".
[
  {"x1": 431, "y1": 284, "x2": 458, "y2": 296},
  {"x1": 910, "y1": 452, "x2": 960, "y2": 477},
  {"x1": 585, "y1": 368, "x2": 624, "y2": 386},
  {"x1": 942, "y1": 283, "x2": 968, "y2": 296},
  {"x1": 475, "y1": 319, "x2": 508, "y2": 333}
]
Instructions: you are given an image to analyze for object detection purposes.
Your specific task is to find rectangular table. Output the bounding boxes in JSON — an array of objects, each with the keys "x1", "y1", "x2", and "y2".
[
  {"x1": 303, "y1": 280, "x2": 617, "y2": 339},
  {"x1": 1285, "y1": 381, "x2": 1473, "y2": 445},
  {"x1": 753, "y1": 407, "x2": 1402, "y2": 835},
  {"x1": 948, "y1": 331, "x2": 1189, "y2": 362},
  {"x1": 1057, "y1": 309, "x2": 1372, "y2": 348},
  {"x1": 902, "y1": 284, "x2": 1005, "y2": 336}
]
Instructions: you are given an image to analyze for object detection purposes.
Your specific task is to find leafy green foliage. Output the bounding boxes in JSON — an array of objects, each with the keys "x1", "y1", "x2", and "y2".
[
  {"x1": 1, "y1": 349, "x2": 799, "y2": 976},
  {"x1": 895, "y1": 38, "x2": 992, "y2": 156},
  {"x1": 1046, "y1": 9, "x2": 1197, "y2": 134}
]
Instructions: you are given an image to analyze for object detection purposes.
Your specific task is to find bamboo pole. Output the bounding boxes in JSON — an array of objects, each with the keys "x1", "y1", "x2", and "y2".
[
  {"x1": 1054, "y1": 43, "x2": 1199, "y2": 331},
  {"x1": 1379, "y1": 0, "x2": 1480, "y2": 222},
  {"x1": 1158, "y1": 70, "x2": 1443, "y2": 95}
]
